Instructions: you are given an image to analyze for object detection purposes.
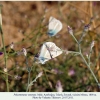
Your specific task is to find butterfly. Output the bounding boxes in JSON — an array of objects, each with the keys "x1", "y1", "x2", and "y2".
[
  {"x1": 47, "y1": 17, "x2": 62, "y2": 36},
  {"x1": 38, "y1": 42, "x2": 63, "y2": 64}
]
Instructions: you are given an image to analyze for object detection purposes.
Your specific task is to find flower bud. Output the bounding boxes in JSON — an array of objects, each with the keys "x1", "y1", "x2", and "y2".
[
  {"x1": 10, "y1": 42, "x2": 14, "y2": 49},
  {"x1": 84, "y1": 24, "x2": 90, "y2": 32},
  {"x1": 91, "y1": 41, "x2": 95, "y2": 49},
  {"x1": 4, "y1": 67, "x2": 8, "y2": 72},
  {"x1": 67, "y1": 26, "x2": 73, "y2": 35},
  {"x1": 56, "y1": 80, "x2": 63, "y2": 92},
  {"x1": 37, "y1": 71, "x2": 43, "y2": 78},
  {"x1": 14, "y1": 75, "x2": 21, "y2": 80},
  {"x1": 22, "y1": 48, "x2": 27, "y2": 56},
  {"x1": 68, "y1": 69, "x2": 75, "y2": 76}
]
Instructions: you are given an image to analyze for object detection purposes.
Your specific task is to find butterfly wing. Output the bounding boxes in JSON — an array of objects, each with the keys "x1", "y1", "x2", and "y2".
[
  {"x1": 39, "y1": 42, "x2": 63, "y2": 64},
  {"x1": 39, "y1": 43, "x2": 51, "y2": 64},
  {"x1": 45, "y1": 42, "x2": 63, "y2": 58},
  {"x1": 48, "y1": 17, "x2": 62, "y2": 36}
]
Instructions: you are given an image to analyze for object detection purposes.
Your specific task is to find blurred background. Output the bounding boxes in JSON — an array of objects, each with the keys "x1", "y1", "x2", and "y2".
[{"x1": 0, "y1": 1, "x2": 100, "y2": 92}]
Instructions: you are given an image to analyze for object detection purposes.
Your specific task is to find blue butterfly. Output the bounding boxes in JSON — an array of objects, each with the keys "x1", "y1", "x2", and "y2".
[
  {"x1": 47, "y1": 17, "x2": 62, "y2": 36},
  {"x1": 38, "y1": 42, "x2": 63, "y2": 64}
]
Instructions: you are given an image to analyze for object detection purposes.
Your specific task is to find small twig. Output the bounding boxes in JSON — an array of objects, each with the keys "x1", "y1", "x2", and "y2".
[{"x1": 90, "y1": 1, "x2": 96, "y2": 28}]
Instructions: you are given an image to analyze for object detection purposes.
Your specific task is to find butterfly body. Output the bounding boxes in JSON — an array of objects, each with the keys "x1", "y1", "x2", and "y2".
[{"x1": 47, "y1": 30, "x2": 57, "y2": 36}]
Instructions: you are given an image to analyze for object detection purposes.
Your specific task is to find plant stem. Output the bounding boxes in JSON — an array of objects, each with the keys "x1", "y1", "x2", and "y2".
[
  {"x1": 80, "y1": 53, "x2": 99, "y2": 86},
  {"x1": 71, "y1": 34, "x2": 79, "y2": 44},
  {"x1": 71, "y1": 34, "x2": 82, "y2": 53},
  {"x1": 25, "y1": 57, "x2": 31, "y2": 92},
  {"x1": 72, "y1": 32, "x2": 100, "y2": 87},
  {"x1": 26, "y1": 72, "x2": 30, "y2": 92},
  {"x1": 0, "y1": 5, "x2": 9, "y2": 92},
  {"x1": 0, "y1": 70, "x2": 12, "y2": 77},
  {"x1": 0, "y1": 27, "x2": 9, "y2": 92}
]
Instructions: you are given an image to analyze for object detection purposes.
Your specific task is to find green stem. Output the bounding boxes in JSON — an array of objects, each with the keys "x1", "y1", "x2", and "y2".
[
  {"x1": 42, "y1": 68, "x2": 51, "y2": 87},
  {"x1": 26, "y1": 72, "x2": 30, "y2": 92},
  {"x1": 43, "y1": 68, "x2": 49, "y2": 82},
  {"x1": 29, "y1": 76, "x2": 38, "y2": 86},
  {"x1": 80, "y1": 53, "x2": 99, "y2": 86},
  {"x1": 1, "y1": 27, "x2": 9, "y2": 92},
  {"x1": 68, "y1": 51, "x2": 80, "y2": 54},
  {"x1": 71, "y1": 32, "x2": 99, "y2": 87},
  {"x1": 71, "y1": 34, "x2": 82, "y2": 53},
  {"x1": 0, "y1": 70, "x2": 12, "y2": 77},
  {"x1": 0, "y1": 6, "x2": 9, "y2": 92},
  {"x1": 71, "y1": 34, "x2": 79, "y2": 44},
  {"x1": 25, "y1": 57, "x2": 31, "y2": 92}
]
